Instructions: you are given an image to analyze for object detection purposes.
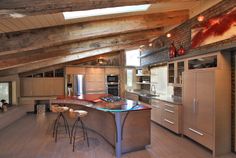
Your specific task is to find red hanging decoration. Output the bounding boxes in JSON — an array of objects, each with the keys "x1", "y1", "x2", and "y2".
[
  {"x1": 177, "y1": 44, "x2": 185, "y2": 56},
  {"x1": 169, "y1": 42, "x2": 176, "y2": 58}
]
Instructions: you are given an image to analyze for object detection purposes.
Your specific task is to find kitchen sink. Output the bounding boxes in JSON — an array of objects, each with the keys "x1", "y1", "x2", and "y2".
[{"x1": 139, "y1": 93, "x2": 159, "y2": 98}]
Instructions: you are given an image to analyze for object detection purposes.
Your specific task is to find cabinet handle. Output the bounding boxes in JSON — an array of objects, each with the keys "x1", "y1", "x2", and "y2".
[
  {"x1": 164, "y1": 104, "x2": 174, "y2": 108},
  {"x1": 188, "y1": 128, "x2": 204, "y2": 136},
  {"x1": 193, "y1": 99, "x2": 196, "y2": 113},
  {"x1": 164, "y1": 109, "x2": 174, "y2": 113},
  {"x1": 195, "y1": 99, "x2": 198, "y2": 111},
  {"x1": 164, "y1": 119, "x2": 174, "y2": 125}
]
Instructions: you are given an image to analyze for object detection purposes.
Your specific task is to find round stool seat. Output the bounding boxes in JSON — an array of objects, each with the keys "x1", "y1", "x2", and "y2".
[
  {"x1": 51, "y1": 105, "x2": 70, "y2": 142},
  {"x1": 73, "y1": 110, "x2": 88, "y2": 118},
  {"x1": 52, "y1": 105, "x2": 69, "y2": 113}
]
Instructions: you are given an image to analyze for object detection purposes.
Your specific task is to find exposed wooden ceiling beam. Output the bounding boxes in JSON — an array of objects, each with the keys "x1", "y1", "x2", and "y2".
[
  {"x1": 0, "y1": 29, "x2": 161, "y2": 69},
  {"x1": 0, "y1": 40, "x2": 147, "y2": 76},
  {"x1": 0, "y1": 10, "x2": 188, "y2": 56},
  {"x1": 0, "y1": 29, "x2": 162, "y2": 59},
  {"x1": 0, "y1": 0, "x2": 195, "y2": 19}
]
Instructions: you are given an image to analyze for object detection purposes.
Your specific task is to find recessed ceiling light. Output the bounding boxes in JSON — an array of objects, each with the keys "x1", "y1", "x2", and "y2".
[
  {"x1": 166, "y1": 33, "x2": 171, "y2": 38},
  {"x1": 63, "y1": 4, "x2": 151, "y2": 20},
  {"x1": 197, "y1": 15, "x2": 205, "y2": 22}
]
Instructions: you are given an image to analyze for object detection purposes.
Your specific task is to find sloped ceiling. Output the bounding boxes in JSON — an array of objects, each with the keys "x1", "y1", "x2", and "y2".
[{"x1": 0, "y1": 0, "x2": 221, "y2": 76}]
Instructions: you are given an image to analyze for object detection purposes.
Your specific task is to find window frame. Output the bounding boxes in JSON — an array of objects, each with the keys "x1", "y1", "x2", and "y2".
[{"x1": 0, "y1": 82, "x2": 12, "y2": 104}]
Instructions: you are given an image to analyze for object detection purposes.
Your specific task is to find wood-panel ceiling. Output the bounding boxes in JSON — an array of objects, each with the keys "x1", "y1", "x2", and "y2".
[
  {"x1": 0, "y1": 1, "x2": 200, "y2": 33},
  {"x1": 1, "y1": 0, "x2": 226, "y2": 76}
]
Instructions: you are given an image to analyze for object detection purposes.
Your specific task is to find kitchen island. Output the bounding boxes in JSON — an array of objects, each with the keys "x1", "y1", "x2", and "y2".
[{"x1": 50, "y1": 94, "x2": 151, "y2": 158}]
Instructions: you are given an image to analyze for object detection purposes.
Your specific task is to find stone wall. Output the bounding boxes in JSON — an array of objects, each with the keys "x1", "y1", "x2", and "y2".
[{"x1": 141, "y1": 0, "x2": 236, "y2": 66}]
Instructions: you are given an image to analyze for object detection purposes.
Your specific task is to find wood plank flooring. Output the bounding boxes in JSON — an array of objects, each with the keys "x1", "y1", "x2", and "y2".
[{"x1": 0, "y1": 113, "x2": 235, "y2": 158}]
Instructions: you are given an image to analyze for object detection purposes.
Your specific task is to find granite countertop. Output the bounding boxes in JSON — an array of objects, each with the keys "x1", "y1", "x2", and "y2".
[
  {"x1": 126, "y1": 89, "x2": 182, "y2": 105},
  {"x1": 52, "y1": 94, "x2": 151, "y2": 112}
]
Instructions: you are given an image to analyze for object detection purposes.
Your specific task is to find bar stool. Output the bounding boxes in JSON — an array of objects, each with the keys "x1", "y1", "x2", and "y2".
[
  {"x1": 69, "y1": 109, "x2": 89, "y2": 152},
  {"x1": 51, "y1": 105, "x2": 70, "y2": 142}
]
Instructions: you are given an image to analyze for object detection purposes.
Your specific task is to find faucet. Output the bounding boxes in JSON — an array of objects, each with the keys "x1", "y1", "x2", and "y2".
[{"x1": 151, "y1": 85, "x2": 156, "y2": 95}]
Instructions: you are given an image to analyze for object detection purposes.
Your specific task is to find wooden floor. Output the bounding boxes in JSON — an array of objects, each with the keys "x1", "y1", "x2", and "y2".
[{"x1": 0, "y1": 113, "x2": 235, "y2": 158}]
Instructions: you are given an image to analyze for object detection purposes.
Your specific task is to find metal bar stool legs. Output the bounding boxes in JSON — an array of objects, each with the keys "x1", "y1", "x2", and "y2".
[
  {"x1": 70, "y1": 110, "x2": 89, "y2": 152},
  {"x1": 53, "y1": 106, "x2": 71, "y2": 142}
]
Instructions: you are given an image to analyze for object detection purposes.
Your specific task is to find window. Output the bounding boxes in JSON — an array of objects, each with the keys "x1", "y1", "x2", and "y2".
[
  {"x1": 151, "y1": 66, "x2": 168, "y2": 95},
  {"x1": 126, "y1": 69, "x2": 133, "y2": 88},
  {"x1": 63, "y1": 4, "x2": 150, "y2": 20},
  {"x1": 125, "y1": 49, "x2": 140, "y2": 66},
  {"x1": 55, "y1": 68, "x2": 64, "y2": 77},
  {"x1": 0, "y1": 82, "x2": 11, "y2": 104}
]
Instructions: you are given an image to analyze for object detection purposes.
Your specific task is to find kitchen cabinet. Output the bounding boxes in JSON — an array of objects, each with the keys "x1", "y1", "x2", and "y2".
[
  {"x1": 21, "y1": 78, "x2": 33, "y2": 96},
  {"x1": 105, "y1": 68, "x2": 120, "y2": 75},
  {"x1": 125, "y1": 92, "x2": 139, "y2": 101},
  {"x1": 161, "y1": 102, "x2": 181, "y2": 134},
  {"x1": 151, "y1": 99, "x2": 181, "y2": 134},
  {"x1": 168, "y1": 60, "x2": 185, "y2": 87},
  {"x1": 183, "y1": 71, "x2": 214, "y2": 150},
  {"x1": 21, "y1": 78, "x2": 64, "y2": 97},
  {"x1": 150, "y1": 99, "x2": 162, "y2": 125},
  {"x1": 183, "y1": 54, "x2": 231, "y2": 157},
  {"x1": 85, "y1": 68, "x2": 105, "y2": 94}
]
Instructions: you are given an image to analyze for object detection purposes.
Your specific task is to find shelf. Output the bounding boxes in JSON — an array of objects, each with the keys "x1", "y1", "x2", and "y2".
[
  {"x1": 136, "y1": 82, "x2": 151, "y2": 85},
  {"x1": 136, "y1": 74, "x2": 150, "y2": 77}
]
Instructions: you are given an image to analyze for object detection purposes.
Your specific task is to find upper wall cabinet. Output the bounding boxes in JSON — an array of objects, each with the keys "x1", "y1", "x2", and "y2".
[
  {"x1": 168, "y1": 60, "x2": 185, "y2": 87},
  {"x1": 188, "y1": 55, "x2": 217, "y2": 70},
  {"x1": 21, "y1": 78, "x2": 64, "y2": 97},
  {"x1": 105, "y1": 68, "x2": 120, "y2": 75}
]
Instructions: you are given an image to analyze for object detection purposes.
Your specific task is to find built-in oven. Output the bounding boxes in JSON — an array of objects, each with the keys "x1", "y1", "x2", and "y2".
[
  {"x1": 106, "y1": 75, "x2": 119, "y2": 83},
  {"x1": 107, "y1": 84, "x2": 119, "y2": 96},
  {"x1": 106, "y1": 75, "x2": 119, "y2": 96}
]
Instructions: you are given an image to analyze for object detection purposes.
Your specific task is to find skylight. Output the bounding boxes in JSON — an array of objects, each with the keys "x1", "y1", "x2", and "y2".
[{"x1": 63, "y1": 4, "x2": 151, "y2": 20}]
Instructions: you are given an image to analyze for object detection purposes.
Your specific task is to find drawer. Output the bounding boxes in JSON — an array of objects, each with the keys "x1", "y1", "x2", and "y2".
[
  {"x1": 151, "y1": 105, "x2": 162, "y2": 124},
  {"x1": 184, "y1": 124, "x2": 213, "y2": 150},
  {"x1": 162, "y1": 117, "x2": 179, "y2": 133},
  {"x1": 151, "y1": 99, "x2": 162, "y2": 105},
  {"x1": 163, "y1": 107, "x2": 178, "y2": 121},
  {"x1": 163, "y1": 102, "x2": 178, "y2": 111}
]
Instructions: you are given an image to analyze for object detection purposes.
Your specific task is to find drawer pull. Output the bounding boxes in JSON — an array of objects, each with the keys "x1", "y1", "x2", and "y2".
[
  {"x1": 164, "y1": 119, "x2": 174, "y2": 125},
  {"x1": 165, "y1": 104, "x2": 174, "y2": 108},
  {"x1": 164, "y1": 109, "x2": 174, "y2": 113},
  {"x1": 188, "y1": 128, "x2": 204, "y2": 136}
]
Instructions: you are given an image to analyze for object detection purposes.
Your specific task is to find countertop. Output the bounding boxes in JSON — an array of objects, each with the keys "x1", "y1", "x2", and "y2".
[
  {"x1": 126, "y1": 89, "x2": 182, "y2": 105},
  {"x1": 52, "y1": 94, "x2": 151, "y2": 112}
]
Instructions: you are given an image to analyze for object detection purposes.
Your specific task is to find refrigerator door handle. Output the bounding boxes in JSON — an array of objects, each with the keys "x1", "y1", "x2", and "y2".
[{"x1": 193, "y1": 98, "x2": 196, "y2": 113}]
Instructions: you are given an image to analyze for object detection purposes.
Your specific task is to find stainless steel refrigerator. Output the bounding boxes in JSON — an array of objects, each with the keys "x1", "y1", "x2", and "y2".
[{"x1": 72, "y1": 74, "x2": 85, "y2": 96}]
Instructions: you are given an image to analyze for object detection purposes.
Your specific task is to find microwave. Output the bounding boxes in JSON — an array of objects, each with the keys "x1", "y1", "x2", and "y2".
[{"x1": 106, "y1": 75, "x2": 119, "y2": 83}]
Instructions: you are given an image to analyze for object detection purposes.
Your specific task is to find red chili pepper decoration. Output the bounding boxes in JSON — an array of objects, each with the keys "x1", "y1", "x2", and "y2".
[
  {"x1": 177, "y1": 44, "x2": 185, "y2": 56},
  {"x1": 169, "y1": 42, "x2": 176, "y2": 58}
]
